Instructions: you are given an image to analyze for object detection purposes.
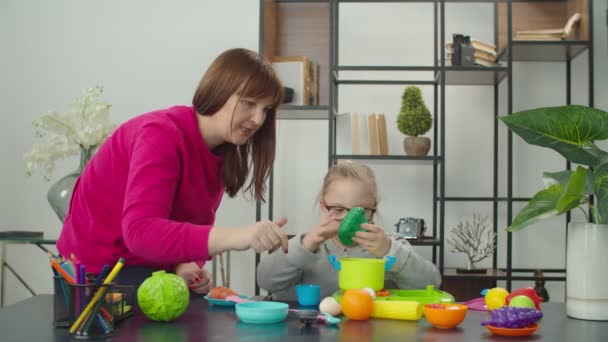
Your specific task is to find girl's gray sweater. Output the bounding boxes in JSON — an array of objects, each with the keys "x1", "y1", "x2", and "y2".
[{"x1": 256, "y1": 233, "x2": 442, "y2": 301}]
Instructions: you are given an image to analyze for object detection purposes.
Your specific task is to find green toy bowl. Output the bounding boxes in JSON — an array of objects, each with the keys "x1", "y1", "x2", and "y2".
[
  {"x1": 235, "y1": 301, "x2": 289, "y2": 324},
  {"x1": 338, "y1": 207, "x2": 367, "y2": 246}
]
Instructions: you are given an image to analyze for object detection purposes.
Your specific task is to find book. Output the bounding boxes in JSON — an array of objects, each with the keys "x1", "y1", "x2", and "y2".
[
  {"x1": 376, "y1": 114, "x2": 389, "y2": 155},
  {"x1": 446, "y1": 46, "x2": 496, "y2": 62},
  {"x1": 340, "y1": 112, "x2": 359, "y2": 154},
  {"x1": 368, "y1": 114, "x2": 379, "y2": 155},
  {"x1": 514, "y1": 13, "x2": 581, "y2": 40},
  {"x1": 471, "y1": 40, "x2": 496, "y2": 56},
  {"x1": 336, "y1": 112, "x2": 370, "y2": 155}
]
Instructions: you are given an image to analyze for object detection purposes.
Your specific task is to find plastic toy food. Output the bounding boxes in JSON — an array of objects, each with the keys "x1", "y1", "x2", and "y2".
[
  {"x1": 480, "y1": 306, "x2": 543, "y2": 329},
  {"x1": 338, "y1": 207, "x2": 367, "y2": 246},
  {"x1": 137, "y1": 271, "x2": 190, "y2": 322},
  {"x1": 485, "y1": 287, "x2": 509, "y2": 311},
  {"x1": 319, "y1": 297, "x2": 342, "y2": 317},
  {"x1": 341, "y1": 289, "x2": 374, "y2": 320},
  {"x1": 509, "y1": 295, "x2": 536, "y2": 309},
  {"x1": 209, "y1": 286, "x2": 238, "y2": 299},
  {"x1": 423, "y1": 303, "x2": 468, "y2": 328},
  {"x1": 505, "y1": 287, "x2": 542, "y2": 311}
]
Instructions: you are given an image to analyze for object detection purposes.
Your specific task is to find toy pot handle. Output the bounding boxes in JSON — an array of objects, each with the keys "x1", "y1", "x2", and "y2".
[
  {"x1": 384, "y1": 256, "x2": 396, "y2": 271},
  {"x1": 328, "y1": 255, "x2": 341, "y2": 271}
]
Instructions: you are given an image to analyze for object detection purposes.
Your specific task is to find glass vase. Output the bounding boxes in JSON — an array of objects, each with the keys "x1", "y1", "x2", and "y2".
[{"x1": 47, "y1": 146, "x2": 95, "y2": 223}]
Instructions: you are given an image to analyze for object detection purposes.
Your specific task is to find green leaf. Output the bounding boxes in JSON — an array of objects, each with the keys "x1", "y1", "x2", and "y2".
[
  {"x1": 507, "y1": 184, "x2": 562, "y2": 232},
  {"x1": 593, "y1": 163, "x2": 608, "y2": 224},
  {"x1": 555, "y1": 166, "x2": 586, "y2": 214},
  {"x1": 499, "y1": 105, "x2": 608, "y2": 166},
  {"x1": 583, "y1": 142, "x2": 608, "y2": 165},
  {"x1": 544, "y1": 170, "x2": 595, "y2": 195}
]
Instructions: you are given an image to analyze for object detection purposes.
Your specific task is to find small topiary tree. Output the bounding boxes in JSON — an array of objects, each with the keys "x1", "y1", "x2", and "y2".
[{"x1": 397, "y1": 86, "x2": 432, "y2": 137}]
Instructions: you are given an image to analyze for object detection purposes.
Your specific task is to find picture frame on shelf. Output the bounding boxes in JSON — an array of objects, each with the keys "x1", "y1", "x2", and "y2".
[{"x1": 271, "y1": 56, "x2": 312, "y2": 106}]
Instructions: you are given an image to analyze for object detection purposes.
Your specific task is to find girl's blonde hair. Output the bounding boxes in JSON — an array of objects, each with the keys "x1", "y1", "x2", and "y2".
[{"x1": 319, "y1": 162, "x2": 379, "y2": 206}]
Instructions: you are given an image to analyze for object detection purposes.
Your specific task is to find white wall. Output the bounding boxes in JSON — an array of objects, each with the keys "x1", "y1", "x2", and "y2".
[
  {"x1": 0, "y1": 0, "x2": 259, "y2": 306},
  {"x1": 1, "y1": 0, "x2": 606, "y2": 306}
]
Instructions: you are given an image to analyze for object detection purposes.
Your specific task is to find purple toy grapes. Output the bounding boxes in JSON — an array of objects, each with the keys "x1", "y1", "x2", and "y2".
[{"x1": 480, "y1": 306, "x2": 543, "y2": 328}]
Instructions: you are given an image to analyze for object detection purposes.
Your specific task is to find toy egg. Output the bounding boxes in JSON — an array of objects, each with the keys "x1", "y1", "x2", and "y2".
[{"x1": 319, "y1": 296, "x2": 342, "y2": 316}]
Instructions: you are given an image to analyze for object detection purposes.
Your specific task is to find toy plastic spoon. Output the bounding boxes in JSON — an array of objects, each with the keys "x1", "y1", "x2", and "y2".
[{"x1": 461, "y1": 297, "x2": 487, "y2": 311}]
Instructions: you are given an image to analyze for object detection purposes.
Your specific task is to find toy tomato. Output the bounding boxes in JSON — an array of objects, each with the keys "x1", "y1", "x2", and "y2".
[{"x1": 505, "y1": 287, "x2": 542, "y2": 311}]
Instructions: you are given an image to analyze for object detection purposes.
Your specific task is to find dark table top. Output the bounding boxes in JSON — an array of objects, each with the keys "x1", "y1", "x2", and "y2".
[{"x1": 1, "y1": 295, "x2": 607, "y2": 341}]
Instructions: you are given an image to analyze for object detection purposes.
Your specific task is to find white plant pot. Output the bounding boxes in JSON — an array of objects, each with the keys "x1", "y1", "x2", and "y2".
[{"x1": 566, "y1": 223, "x2": 608, "y2": 320}]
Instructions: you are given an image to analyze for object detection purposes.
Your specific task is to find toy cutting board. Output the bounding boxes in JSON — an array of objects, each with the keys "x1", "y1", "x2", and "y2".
[{"x1": 333, "y1": 285, "x2": 454, "y2": 305}]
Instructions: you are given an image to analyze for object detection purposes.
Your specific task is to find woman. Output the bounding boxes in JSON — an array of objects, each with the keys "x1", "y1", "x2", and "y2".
[{"x1": 57, "y1": 48, "x2": 288, "y2": 293}]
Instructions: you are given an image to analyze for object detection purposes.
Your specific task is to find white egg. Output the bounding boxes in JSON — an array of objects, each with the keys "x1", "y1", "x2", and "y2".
[
  {"x1": 362, "y1": 288, "x2": 376, "y2": 299},
  {"x1": 319, "y1": 297, "x2": 342, "y2": 316}
]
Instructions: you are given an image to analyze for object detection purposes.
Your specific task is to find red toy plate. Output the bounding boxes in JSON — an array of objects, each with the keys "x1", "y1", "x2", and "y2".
[{"x1": 486, "y1": 324, "x2": 540, "y2": 337}]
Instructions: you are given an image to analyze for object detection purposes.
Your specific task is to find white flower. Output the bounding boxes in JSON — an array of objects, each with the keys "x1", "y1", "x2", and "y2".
[{"x1": 24, "y1": 85, "x2": 116, "y2": 181}]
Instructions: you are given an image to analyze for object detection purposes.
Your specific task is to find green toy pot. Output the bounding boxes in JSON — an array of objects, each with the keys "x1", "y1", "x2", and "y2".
[{"x1": 328, "y1": 255, "x2": 396, "y2": 291}]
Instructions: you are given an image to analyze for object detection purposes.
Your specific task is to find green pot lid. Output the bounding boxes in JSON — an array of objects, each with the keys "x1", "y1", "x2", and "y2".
[{"x1": 338, "y1": 207, "x2": 367, "y2": 246}]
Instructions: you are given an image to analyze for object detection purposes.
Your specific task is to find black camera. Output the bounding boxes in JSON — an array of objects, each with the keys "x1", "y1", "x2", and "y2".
[{"x1": 395, "y1": 217, "x2": 426, "y2": 239}]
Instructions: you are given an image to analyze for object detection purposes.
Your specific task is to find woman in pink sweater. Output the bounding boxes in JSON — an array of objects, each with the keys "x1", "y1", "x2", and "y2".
[{"x1": 57, "y1": 48, "x2": 288, "y2": 293}]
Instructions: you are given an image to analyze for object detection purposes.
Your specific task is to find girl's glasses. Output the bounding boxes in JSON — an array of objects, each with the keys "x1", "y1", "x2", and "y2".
[{"x1": 324, "y1": 204, "x2": 376, "y2": 222}]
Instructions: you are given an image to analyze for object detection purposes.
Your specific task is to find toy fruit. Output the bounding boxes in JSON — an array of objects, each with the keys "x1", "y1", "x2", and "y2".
[
  {"x1": 338, "y1": 207, "x2": 367, "y2": 246},
  {"x1": 319, "y1": 297, "x2": 342, "y2": 316},
  {"x1": 509, "y1": 295, "x2": 536, "y2": 309},
  {"x1": 505, "y1": 287, "x2": 542, "y2": 311},
  {"x1": 485, "y1": 287, "x2": 509, "y2": 311},
  {"x1": 341, "y1": 289, "x2": 374, "y2": 320},
  {"x1": 480, "y1": 306, "x2": 543, "y2": 328},
  {"x1": 209, "y1": 286, "x2": 238, "y2": 300},
  {"x1": 137, "y1": 270, "x2": 190, "y2": 322}
]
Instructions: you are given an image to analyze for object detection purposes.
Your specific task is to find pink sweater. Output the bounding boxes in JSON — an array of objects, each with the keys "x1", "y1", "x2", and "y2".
[{"x1": 57, "y1": 106, "x2": 224, "y2": 273}]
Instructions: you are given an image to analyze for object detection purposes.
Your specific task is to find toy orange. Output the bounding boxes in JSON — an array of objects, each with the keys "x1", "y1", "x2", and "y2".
[{"x1": 341, "y1": 289, "x2": 374, "y2": 320}]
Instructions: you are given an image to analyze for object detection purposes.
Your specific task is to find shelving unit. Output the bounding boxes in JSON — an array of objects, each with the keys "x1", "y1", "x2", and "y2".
[{"x1": 258, "y1": 0, "x2": 594, "y2": 299}]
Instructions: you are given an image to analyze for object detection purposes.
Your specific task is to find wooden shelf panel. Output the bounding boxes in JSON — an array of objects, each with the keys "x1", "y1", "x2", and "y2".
[
  {"x1": 503, "y1": 41, "x2": 589, "y2": 62},
  {"x1": 407, "y1": 238, "x2": 441, "y2": 246},
  {"x1": 264, "y1": 1, "x2": 330, "y2": 105},
  {"x1": 497, "y1": 0, "x2": 590, "y2": 54},
  {"x1": 277, "y1": 105, "x2": 329, "y2": 120},
  {"x1": 441, "y1": 66, "x2": 508, "y2": 85},
  {"x1": 333, "y1": 155, "x2": 441, "y2": 165}
]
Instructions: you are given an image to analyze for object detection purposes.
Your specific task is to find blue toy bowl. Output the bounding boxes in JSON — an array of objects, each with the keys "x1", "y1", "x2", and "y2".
[{"x1": 235, "y1": 301, "x2": 289, "y2": 324}]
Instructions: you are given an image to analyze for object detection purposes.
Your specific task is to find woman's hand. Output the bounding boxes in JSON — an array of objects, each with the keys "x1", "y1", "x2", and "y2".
[
  {"x1": 208, "y1": 217, "x2": 288, "y2": 256},
  {"x1": 175, "y1": 262, "x2": 213, "y2": 294},
  {"x1": 353, "y1": 223, "x2": 392, "y2": 258},
  {"x1": 239, "y1": 217, "x2": 289, "y2": 254},
  {"x1": 302, "y1": 215, "x2": 341, "y2": 252}
]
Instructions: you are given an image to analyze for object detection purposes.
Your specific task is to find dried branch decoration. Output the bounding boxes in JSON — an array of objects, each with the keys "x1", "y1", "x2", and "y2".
[{"x1": 447, "y1": 214, "x2": 496, "y2": 270}]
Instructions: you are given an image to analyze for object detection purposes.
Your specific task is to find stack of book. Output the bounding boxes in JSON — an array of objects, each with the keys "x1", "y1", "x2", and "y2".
[
  {"x1": 513, "y1": 13, "x2": 581, "y2": 41},
  {"x1": 336, "y1": 112, "x2": 389, "y2": 155},
  {"x1": 446, "y1": 39, "x2": 498, "y2": 67}
]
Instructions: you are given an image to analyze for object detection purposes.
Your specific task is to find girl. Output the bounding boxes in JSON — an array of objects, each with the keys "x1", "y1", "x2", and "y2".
[
  {"x1": 256, "y1": 162, "x2": 441, "y2": 300},
  {"x1": 57, "y1": 48, "x2": 289, "y2": 292}
]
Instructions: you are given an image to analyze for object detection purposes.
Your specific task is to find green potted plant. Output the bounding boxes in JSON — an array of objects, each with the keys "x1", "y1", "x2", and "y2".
[
  {"x1": 499, "y1": 104, "x2": 608, "y2": 321},
  {"x1": 397, "y1": 86, "x2": 432, "y2": 156}
]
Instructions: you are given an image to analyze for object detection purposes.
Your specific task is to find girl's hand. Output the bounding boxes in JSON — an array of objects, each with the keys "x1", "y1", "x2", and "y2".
[
  {"x1": 239, "y1": 217, "x2": 289, "y2": 254},
  {"x1": 175, "y1": 262, "x2": 213, "y2": 294},
  {"x1": 353, "y1": 223, "x2": 392, "y2": 258},
  {"x1": 302, "y1": 215, "x2": 340, "y2": 252}
]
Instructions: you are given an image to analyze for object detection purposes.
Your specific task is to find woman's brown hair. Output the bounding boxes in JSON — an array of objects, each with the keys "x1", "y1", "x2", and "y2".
[{"x1": 193, "y1": 48, "x2": 282, "y2": 202}]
